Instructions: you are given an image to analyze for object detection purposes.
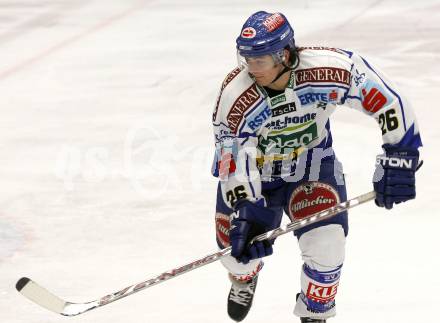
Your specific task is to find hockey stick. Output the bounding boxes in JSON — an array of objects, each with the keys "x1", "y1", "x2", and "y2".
[{"x1": 16, "y1": 190, "x2": 376, "y2": 316}]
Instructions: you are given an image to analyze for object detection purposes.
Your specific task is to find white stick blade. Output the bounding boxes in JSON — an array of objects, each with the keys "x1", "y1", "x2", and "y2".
[{"x1": 16, "y1": 277, "x2": 66, "y2": 314}]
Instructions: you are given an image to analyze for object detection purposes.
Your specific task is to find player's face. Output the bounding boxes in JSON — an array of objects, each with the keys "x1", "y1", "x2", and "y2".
[{"x1": 245, "y1": 55, "x2": 283, "y2": 86}]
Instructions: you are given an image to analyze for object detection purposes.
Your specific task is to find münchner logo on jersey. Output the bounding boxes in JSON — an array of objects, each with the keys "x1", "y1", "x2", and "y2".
[
  {"x1": 262, "y1": 13, "x2": 285, "y2": 32},
  {"x1": 289, "y1": 182, "x2": 340, "y2": 221},
  {"x1": 295, "y1": 67, "x2": 351, "y2": 86},
  {"x1": 241, "y1": 27, "x2": 256, "y2": 38}
]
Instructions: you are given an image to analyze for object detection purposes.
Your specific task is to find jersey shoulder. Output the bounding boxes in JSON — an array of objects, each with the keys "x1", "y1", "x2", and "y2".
[
  {"x1": 295, "y1": 47, "x2": 354, "y2": 87},
  {"x1": 213, "y1": 67, "x2": 266, "y2": 134},
  {"x1": 297, "y1": 46, "x2": 353, "y2": 69}
]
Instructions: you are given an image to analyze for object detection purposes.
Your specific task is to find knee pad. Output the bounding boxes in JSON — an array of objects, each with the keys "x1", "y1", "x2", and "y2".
[{"x1": 299, "y1": 224, "x2": 346, "y2": 270}]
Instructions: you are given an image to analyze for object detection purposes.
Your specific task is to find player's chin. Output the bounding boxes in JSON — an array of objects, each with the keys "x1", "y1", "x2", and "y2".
[{"x1": 254, "y1": 76, "x2": 270, "y2": 86}]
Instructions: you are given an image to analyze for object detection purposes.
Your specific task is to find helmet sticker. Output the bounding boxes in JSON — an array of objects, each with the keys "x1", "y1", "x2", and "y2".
[
  {"x1": 241, "y1": 27, "x2": 256, "y2": 39},
  {"x1": 262, "y1": 13, "x2": 285, "y2": 32}
]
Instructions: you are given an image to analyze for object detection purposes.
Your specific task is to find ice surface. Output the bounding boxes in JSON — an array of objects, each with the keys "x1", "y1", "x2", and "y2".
[{"x1": 1, "y1": 1, "x2": 439, "y2": 322}]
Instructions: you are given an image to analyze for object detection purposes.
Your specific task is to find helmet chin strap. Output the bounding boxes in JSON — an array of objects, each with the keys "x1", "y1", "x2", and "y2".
[
  {"x1": 268, "y1": 64, "x2": 291, "y2": 85},
  {"x1": 268, "y1": 52, "x2": 300, "y2": 86}
]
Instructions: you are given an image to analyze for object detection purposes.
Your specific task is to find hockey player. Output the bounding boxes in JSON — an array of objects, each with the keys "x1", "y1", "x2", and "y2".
[{"x1": 212, "y1": 11, "x2": 422, "y2": 323}]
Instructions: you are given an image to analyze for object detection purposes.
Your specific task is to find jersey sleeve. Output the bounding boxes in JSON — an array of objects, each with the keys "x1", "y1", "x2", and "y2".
[
  {"x1": 343, "y1": 51, "x2": 422, "y2": 150},
  {"x1": 212, "y1": 70, "x2": 267, "y2": 209}
]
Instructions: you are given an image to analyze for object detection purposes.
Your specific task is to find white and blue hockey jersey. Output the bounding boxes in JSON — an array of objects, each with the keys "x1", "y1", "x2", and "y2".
[{"x1": 212, "y1": 47, "x2": 422, "y2": 208}]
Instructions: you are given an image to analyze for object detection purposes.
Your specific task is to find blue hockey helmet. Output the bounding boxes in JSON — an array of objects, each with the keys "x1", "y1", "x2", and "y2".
[{"x1": 236, "y1": 11, "x2": 295, "y2": 58}]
